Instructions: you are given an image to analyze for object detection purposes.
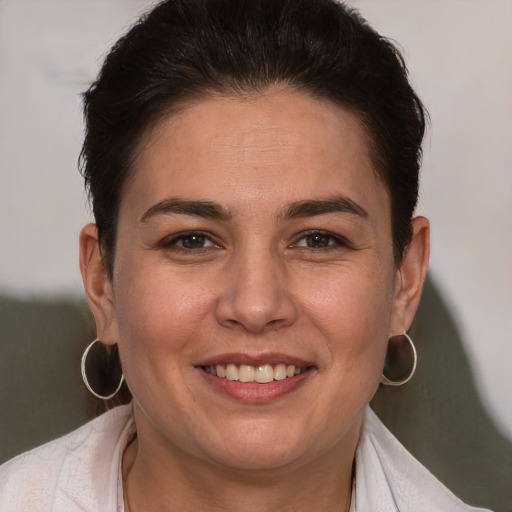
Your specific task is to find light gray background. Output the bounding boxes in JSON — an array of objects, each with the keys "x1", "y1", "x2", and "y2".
[{"x1": 1, "y1": 0, "x2": 511, "y2": 441}]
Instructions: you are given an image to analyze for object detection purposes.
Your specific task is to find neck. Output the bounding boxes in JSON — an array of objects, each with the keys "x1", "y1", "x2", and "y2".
[{"x1": 122, "y1": 411, "x2": 360, "y2": 512}]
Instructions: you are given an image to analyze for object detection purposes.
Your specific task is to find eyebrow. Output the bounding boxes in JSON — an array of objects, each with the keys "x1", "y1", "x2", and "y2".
[
  {"x1": 139, "y1": 194, "x2": 367, "y2": 224},
  {"x1": 278, "y1": 195, "x2": 368, "y2": 221},
  {"x1": 140, "y1": 197, "x2": 232, "y2": 223}
]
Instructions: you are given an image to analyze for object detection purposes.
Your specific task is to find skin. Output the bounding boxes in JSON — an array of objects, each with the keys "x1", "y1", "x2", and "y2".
[{"x1": 80, "y1": 89, "x2": 430, "y2": 511}]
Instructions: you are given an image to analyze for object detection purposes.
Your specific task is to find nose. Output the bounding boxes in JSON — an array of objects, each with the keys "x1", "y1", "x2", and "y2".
[{"x1": 215, "y1": 250, "x2": 298, "y2": 334}]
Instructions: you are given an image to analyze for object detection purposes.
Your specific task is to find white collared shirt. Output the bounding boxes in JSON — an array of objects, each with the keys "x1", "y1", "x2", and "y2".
[{"x1": 0, "y1": 404, "x2": 491, "y2": 511}]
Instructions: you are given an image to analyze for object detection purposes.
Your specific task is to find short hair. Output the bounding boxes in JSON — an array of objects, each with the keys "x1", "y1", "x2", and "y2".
[{"x1": 80, "y1": 0, "x2": 427, "y2": 276}]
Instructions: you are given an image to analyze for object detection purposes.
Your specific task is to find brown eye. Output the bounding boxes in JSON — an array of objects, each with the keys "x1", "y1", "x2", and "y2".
[
  {"x1": 180, "y1": 234, "x2": 206, "y2": 249},
  {"x1": 293, "y1": 230, "x2": 351, "y2": 251},
  {"x1": 304, "y1": 233, "x2": 330, "y2": 248},
  {"x1": 163, "y1": 232, "x2": 217, "y2": 251}
]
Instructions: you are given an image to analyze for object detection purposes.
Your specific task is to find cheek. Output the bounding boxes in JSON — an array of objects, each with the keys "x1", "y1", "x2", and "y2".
[
  {"x1": 111, "y1": 261, "x2": 215, "y2": 377},
  {"x1": 298, "y1": 263, "x2": 394, "y2": 367}
]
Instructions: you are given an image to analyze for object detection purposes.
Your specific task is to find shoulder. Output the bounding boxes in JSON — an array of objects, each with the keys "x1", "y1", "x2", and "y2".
[
  {"x1": 353, "y1": 407, "x2": 492, "y2": 512},
  {"x1": 0, "y1": 403, "x2": 134, "y2": 512}
]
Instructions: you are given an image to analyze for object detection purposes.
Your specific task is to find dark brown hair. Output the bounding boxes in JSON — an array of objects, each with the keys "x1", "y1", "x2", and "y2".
[{"x1": 80, "y1": 0, "x2": 427, "y2": 276}]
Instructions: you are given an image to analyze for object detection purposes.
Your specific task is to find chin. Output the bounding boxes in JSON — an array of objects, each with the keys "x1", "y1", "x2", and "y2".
[
  {"x1": 212, "y1": 447, "x2": 302, "y2": 473},
  {"x1": 204, "y1": 422, "x2": 308, "y2": 472}
]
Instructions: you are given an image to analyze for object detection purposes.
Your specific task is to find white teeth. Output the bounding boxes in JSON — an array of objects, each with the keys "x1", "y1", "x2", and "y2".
[
  {"x1": 274, "y1": 363, "x2": 287, "y2": 381},
  {"x1": 225, "y1": 364, "x2": 239, "y2": 381},
  {"x1": 239, "y1": 365, "x2": 255, "y2": 382},
  {"x1": 204, "y1": 363, "x2": 307, "y2": 382},
  {"x1": 255, "y1": 364, "x2": 274, "y2": 383}
]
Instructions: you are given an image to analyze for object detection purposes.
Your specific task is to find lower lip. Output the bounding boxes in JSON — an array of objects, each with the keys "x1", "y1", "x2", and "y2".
[{"x1": 199, "y1": 368, "x2": 314, "y2": 402}]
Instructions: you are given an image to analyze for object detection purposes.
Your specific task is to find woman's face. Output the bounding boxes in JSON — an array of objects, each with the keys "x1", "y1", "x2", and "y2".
[{"x1": 85, "y1": 89, "x2": 425, "y2": 473}]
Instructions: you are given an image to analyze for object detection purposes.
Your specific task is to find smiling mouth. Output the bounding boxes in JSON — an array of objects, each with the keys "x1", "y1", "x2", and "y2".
[{"x1": 202, "y1": 363, "x2": 308, "y2": 383}]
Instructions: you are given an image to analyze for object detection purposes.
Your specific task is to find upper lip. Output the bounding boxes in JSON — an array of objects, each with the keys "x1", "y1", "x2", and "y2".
[{"x1": 196, "y1": 352, "x2": 315, "y2": 368}]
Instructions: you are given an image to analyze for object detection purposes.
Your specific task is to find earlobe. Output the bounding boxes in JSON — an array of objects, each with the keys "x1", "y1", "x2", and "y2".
[
  {"x1": 390, "y1": 216, "x2": 430, "y2": 334},
  {"x1": 79, "y1": 223, "x2": 118, "y2": 345}
]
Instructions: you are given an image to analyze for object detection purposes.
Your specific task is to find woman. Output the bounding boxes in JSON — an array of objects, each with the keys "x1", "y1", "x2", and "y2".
[{"x1": 0, "y1": 0, "x2": 492, "y2": 510}]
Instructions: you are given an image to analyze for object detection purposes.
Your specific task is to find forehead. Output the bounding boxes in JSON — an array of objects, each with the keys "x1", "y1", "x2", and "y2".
[{"x1": 123, "y1": 89, "x2": 389, "y2": 220}]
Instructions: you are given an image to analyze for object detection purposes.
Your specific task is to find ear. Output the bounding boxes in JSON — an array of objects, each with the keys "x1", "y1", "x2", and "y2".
[
  {"x1": 79, "y1": 223, "x2": 118, "y2": 345},
  {"x1": 390, "y1": 216, "x2": 430, "y2": 334}
]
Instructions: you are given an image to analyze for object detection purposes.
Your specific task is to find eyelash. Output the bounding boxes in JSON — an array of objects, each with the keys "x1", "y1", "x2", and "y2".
[
  {"x1": 160, "y1": 229, "x2": 351, "y2": 253},
  {"x1": 160, "y1": 231, "x2": 219, "y2": 251},
  {"x1": 291, "y1": 230, "x2": 352, "y2": 251}
]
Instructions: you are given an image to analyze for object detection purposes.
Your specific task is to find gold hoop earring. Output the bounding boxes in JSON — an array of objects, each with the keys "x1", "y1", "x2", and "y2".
[
  {"x1": 380, "y1": 333, "x2": 417, "y2": 386},
  {"x1": 81, "y1": 339, "x2": 124, "y2": 400}
]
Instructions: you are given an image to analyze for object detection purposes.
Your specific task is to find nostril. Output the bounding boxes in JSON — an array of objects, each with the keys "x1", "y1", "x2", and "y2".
[
  {"x1": 214, "y1": 265, "x2": 298, "y2": 332},
  {"x1": 216, "y1": 298, "x2": 298, "y2": 333}
]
